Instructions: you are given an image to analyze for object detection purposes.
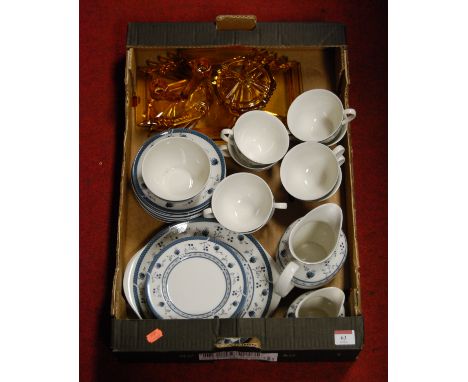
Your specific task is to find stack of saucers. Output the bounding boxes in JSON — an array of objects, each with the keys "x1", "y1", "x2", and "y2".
[{"x1": 131, "y1": 128, "x2": 226, "y2": 222}]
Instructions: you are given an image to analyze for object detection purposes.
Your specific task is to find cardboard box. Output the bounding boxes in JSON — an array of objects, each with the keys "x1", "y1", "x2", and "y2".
[{"x1": 111, "y1": 18, "x2": 363, "y2": 361}]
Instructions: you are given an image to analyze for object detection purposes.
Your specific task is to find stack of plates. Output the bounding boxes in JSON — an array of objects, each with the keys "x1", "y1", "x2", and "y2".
[
  {"x1": 131, "y1": 129, "x2": 226, "y2": 222},
  {"x1": 123, "y1": 218, "x2": 278, "y2": 319}
]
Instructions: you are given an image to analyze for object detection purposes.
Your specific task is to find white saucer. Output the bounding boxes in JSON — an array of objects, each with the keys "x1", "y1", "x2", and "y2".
[
  {"x1": 322, "y1": 123, "x2": 348, "y2": 146},
  {"x1": 276, "y1": 219, "x2": 347, "y2": 289},
  {"x1": 145, "y1": 237, "x2": 247, "y2": 319},
  {"x1": 226, "y1": 136, "x2": 273, "y2": 172},
  {"x1": 314, "y1": 168, "x2": 342, "y2": 202}
]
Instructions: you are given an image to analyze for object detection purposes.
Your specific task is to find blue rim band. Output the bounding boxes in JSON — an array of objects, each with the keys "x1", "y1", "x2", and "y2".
[{"x1": 144, "y1": 236, "x2": 247, "y2": 319}]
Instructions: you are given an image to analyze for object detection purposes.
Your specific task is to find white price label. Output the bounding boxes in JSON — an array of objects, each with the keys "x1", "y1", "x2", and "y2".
[
  {"x1": 334, "y1": 330, "x2": 356, "y2": 345},
  {"x1": 199, "y1": 351, "x2": 278, "y2": 362}
]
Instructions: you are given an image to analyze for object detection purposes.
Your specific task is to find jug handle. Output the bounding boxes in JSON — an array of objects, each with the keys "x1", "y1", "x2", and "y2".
[{"x1": 273, "y1": 261, "x2": 299, "y2": 297}]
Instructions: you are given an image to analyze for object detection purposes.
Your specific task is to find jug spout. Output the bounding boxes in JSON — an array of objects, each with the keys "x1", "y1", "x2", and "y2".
[
  {"x1": 312, "y1": 203, "x2": 343, "y2": 238},
  {"x1": 288, "y1": 203, "x2": 343, "y2": 265},
  {"x1": 317, "y1": 287, "x2": 346, "y2": 317}
]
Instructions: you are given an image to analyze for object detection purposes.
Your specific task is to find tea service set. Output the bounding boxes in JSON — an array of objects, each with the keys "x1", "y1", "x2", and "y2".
[{"x1": 124, "y1": 88, "x2": 356, "y2": 320}]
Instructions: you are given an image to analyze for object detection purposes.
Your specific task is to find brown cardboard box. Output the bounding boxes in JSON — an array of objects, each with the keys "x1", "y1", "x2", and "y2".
[{"x1": 111, "y1": 18, "x2": 363, "y2": 361}]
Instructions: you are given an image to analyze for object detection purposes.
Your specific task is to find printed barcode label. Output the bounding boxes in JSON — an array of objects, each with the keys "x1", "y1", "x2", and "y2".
[
  {"x1": 334, "y1": 330, "x2": 356, "y2": 345},
  {"x1": 199, "y1": 351, "x2": 278, "y2": 362}
]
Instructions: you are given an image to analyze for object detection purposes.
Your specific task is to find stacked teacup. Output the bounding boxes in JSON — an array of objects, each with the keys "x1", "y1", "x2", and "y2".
[
  {"x1": 287, "y1": 89, "x2": 356, "y2": 146},
  {"x1": 278, "y1": 89, "x2": 356, "y2": 201},
  {"x1": 280, "y1": 142, "x2": 345, "y2": 202},
  {"x1": 131, "y1": 128, "x2": 226, "y2": 222},
  {"x1": 203, "y1": 172, "x2": 287, "y2": 234},
  {"x1": 220, "y1": 110, "x2": 290, "y2": 171}
]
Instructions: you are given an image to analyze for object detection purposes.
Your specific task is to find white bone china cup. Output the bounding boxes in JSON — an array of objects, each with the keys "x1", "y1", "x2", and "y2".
[
  {"x1": 274, "y1": 203, "x2": 343, "y2": 297},
  {"x1": 141, "y1": 137, "x2": 210, "y2": 202},
  {"x1": 203, "y1": 173, "x2": 287, "y2": 233},
  {"x1": 219, "y1": 139, "x2": 274, "y2": 172},
  {"x1": 294, "y1": 287, "x2": 345, "y2": 318},
  {"x1": 287, "y1": 89, "x2": 356, "y2": 142},
  {"x1": 221, "y1": 110, "x2": 289, "y2": 165},
  {"x1": 280, "y1": 142, "x2": 345, "y2": 201}
]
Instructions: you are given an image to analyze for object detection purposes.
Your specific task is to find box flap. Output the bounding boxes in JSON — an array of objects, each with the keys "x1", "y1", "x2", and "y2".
[{"x1": 127, "y1": 22, "x2": 346, "y2": 48}]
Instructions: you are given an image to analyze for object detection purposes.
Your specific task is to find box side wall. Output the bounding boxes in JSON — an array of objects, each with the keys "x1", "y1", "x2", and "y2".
[
  {"x1": 111, "y1": 316, "x2": 364, "y2": 355},
  {"x1": 340, "y1": 48, "x2": 361, "y2": 316},
  {"x1": 111, "y1": 48, "x2": 138, "y2": 317}
]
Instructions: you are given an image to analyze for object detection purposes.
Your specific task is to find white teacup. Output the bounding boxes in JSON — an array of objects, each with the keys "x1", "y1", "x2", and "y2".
[
  {"x1": 293, "y1": 287, "x2": 345, "y2": 318},
  {"x1": 219, "y1": 137, "x2": 274, "y2": 172},
  {"x1": 203, "y1": 173, "x2": 287, "y2": 233},
  {"x1": 274, "y1": 203, "x2": 343, "y2": 297},
  {"x1": 141, "y1": 137, "x2": 210, "y2": 202},
  {"x1": 280, "y1": 142, "x2": 345, "y2": 201},
  {"x1": 287, "y1": 89, "x2": 356, "y2": 142},
  {"x1": 221, "y1": 110, "x2": 289, "y2": 165}
]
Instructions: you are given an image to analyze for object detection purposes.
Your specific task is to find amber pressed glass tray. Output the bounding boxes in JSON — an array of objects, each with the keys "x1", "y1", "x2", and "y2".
[{"x1": 135, "y1": 47, "x2": 303, "y2": 141}]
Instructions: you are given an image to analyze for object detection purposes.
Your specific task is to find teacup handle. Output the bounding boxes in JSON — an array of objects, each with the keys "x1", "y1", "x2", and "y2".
[
  {"x1": 332, "y1": 145, "x2": 345, "y2": 158},
  {"x1": 202, "y1": 208, "x2": 215, "y2": 219},
  {"x1": 337, "y1": 155, "x2": 345, "y2": 166},
  {"x1": 342, "y1": 108, "x2": 356, "y2": 125},
  {"x1": 273, "y1": 261, "x2": 299, "y2": 297},
  {"x1": 333, "y1": 145, "x2": 345, "y2": 166},
  {"x1": 220, "y1": 129, "x2": 233, "y2": 143},
  {"x1": 219, "y1": 144, "x2": 230, "y2": 158},
  {"x1": 332, "y1": 145, "x2": 346, "y2": 166},
  {"x1": 274, "y1": 202, "x2": 287, "y2": 210}
]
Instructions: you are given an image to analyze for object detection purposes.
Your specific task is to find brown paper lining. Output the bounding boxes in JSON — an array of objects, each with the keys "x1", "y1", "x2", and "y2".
[{"x1": 112, "y1": 46, "x2": 360, "y2": 320}]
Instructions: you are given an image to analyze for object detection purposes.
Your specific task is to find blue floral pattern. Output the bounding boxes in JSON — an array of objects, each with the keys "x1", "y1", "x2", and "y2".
[{"x1": 132, "y1": 218, "x2": 273, "y2": 319}]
